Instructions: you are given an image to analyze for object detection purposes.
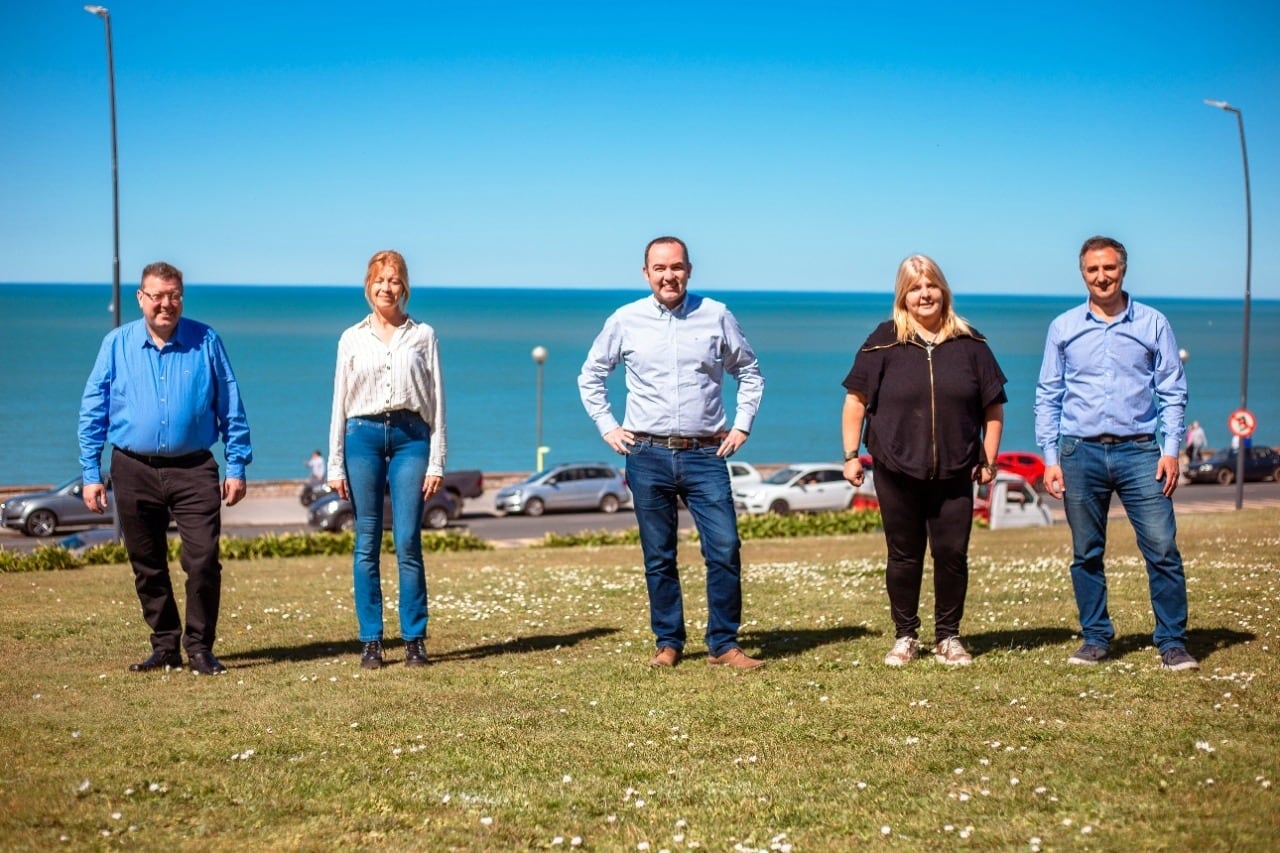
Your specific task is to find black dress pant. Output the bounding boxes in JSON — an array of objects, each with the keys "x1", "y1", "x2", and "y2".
[
  {"x1": 109, "y1": 448, "x2": 223, "y2": 656},
  {"x1": 873, "y1": 464, "x2": 974, "y2": 645}
]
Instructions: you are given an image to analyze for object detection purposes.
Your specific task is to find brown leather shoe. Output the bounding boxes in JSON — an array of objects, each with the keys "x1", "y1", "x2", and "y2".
[
  {"x1": 648, "y1": 647, "x2": 681, "y2": 667},
  {"x1": 707, "y1": 648, "x2": 764, "y2": 670}
]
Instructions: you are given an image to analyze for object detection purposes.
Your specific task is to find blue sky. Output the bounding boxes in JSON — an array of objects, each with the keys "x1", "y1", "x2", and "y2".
[{"x1": 2, "y1": 1, "x2": 1278, "y2": 297}]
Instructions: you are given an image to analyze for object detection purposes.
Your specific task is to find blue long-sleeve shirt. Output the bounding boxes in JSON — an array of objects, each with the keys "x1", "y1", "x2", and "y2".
[
  {"x1": 78, "y1": 317, "x2": 253, "y2": 483},
  {"x1": 1034, "y1": 296, "x2": 1186, "y2": 466},
  {"x1": 578, "y1": 293, "x2": 764, "y2": 437}
]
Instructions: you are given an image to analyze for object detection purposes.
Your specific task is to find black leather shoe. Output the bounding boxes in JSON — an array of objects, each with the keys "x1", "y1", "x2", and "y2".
[
  {"x1": 128, "y1": 650, "x2": 184, "y2": 672},
  {"x1": 360, "y1": 640, "x2": 384, "y2": 670},
  {"x1": 404, "y1": 639, "x2": 428, "y2": 668},
  {"x1": 188, "y1": 651, "x2": 227, "y2": 675}
]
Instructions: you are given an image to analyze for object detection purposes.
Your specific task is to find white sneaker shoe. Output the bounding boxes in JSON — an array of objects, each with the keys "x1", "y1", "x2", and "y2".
[
  {"x1": 884, "y1": 636, "x2": 919, "y2": 667},
  {"x1": 933, "y1": 636, "x2": 973, "y2": 666}
]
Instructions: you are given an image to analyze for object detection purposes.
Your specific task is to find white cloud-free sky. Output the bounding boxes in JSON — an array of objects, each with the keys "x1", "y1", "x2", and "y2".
[{"x1": 2, "y1": 0, "x2": 1277, "y2": 296}]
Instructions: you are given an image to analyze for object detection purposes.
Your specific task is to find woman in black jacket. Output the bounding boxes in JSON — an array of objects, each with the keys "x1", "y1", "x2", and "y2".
[{"x1": 841, "y1": 255, "x2": 1006, "y2": 667}]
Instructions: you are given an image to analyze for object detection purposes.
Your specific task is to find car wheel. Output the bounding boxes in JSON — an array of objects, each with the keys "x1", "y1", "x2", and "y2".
[
  {"x1": 769, "y1": 499, "x2": 790, "y2": 515},
  {"x1": 424, "y1": 506, "x2": 450, "y2": 530},
  {"x1": 337, "y1": 513, "x2": 356, "y2": 532},
  {"x1": 24, "y1": 509, "x2": 57, "y2": 537},
  {"x1": 599, "y1": 494, "x2": 620, "y2": 514},
  {"x1": 1216, "y1": 467, "x2": 1234, "y2": 485},
  {"x1": 445, "y1": 488, "x2": 464, "y2": 519},
  {"x1": 524, "y1": 497, "x2": 545, "y2": 517},
  {"x1": 1273, "y1": 466, "x2": 1280, "y2": 483}
]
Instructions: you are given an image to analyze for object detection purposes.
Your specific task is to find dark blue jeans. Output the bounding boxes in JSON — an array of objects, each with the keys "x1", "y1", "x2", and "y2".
[
  {"x1": 625, "y1": 441, "x2": 743, "y2": 656},
  {"x1": 1059, "y1": 436, "x2": 1189, "y2": 652},
  {"x1": 344, "y1": 412, "x2": 430, "y2": 643}
]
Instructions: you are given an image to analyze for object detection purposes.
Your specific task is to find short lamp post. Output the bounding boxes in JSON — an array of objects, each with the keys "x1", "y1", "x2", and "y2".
[
  {"x1": 531, "y1": 346, "x2": 549, "y2": 471},
  {"x1": 1204, "y1": 98, "x2": 1252, "y2": 510}
]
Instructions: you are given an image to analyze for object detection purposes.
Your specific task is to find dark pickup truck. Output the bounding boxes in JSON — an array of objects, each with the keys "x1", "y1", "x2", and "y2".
[{"x1": 300, "y1": 469, "x2": 484, "y2": 519}]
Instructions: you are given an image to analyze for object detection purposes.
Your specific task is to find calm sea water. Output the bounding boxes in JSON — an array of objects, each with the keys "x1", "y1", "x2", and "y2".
[{"x1": 1, "y1": 284, "x2": 1276, "y2": 485}]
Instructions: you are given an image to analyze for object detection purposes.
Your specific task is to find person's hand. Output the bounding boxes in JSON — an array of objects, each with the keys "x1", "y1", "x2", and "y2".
[
  {"x1": 842, "y1": 458, "x2": 864, "y2": 487},
  {"x1": 328, "y1": 478, "x2": 349, "y2": 500},
  {"x1": 1044, "y1": 464, "x2": 1065, "y2": 499},
  {"x1": 1156, "y1": 455, "x2": 1181, "y2": 498},
  {"x1": 223, "y1": 477, "x2": 247, "y2": 507},
  {"x1": 716, "y1": 429, "x2": 749, "y2": 458},
  {"x1": 973, "y1": 464, "x2": 996, "y2": 485},
  {"x1": 423, "y1": 475, "x2": 443, "y2": 498},
  {"x1": 603, "y1": 427, "x2": 635, "y2": 455},
  {"x1": 83, "y1": 483, "x2": 108, "y2": 514}
]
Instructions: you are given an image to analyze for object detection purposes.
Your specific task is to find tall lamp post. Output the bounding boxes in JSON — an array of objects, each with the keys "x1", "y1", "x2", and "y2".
[
  {"x1": 85, "y1": 5, "x2": 121, "y2": 329},
  {"x1": 1204, "y1": 99, "x2": 1252, "y2": 510},
  {"x1": 531, "y1": 346, "x2": 549, "y2": 471}
]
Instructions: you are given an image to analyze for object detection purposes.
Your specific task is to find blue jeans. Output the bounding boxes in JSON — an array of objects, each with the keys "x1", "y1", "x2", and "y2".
[
  {"x1": 1059, "y1": 435, "x2": 1189, "y2": 652},
  {"x1": 625, "y1": 441, "x2": 743, "y2": 656},
  {"x1": 344, "y1": 411, "x2": 430, "y2": 643}
]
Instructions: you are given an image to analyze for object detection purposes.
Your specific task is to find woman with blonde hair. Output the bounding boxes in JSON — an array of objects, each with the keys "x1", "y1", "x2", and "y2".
[
  {"x1": 841, "y1": 254, "x2": 1006, "y2": 667},
  {"x1": 328, "y1": 250, "x2": 447, "y2": 670}
]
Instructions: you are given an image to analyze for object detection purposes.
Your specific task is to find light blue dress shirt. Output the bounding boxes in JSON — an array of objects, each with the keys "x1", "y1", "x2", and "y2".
[
  {"x1": 578, "y1": 293, "x2": 764, "y2": 437},
  {"x1": 1034, "y1": 296, "x2": 1186, "y2": 465},
  {"x1": 78, "y1": 317, "x2": 254, "y2": 483}
]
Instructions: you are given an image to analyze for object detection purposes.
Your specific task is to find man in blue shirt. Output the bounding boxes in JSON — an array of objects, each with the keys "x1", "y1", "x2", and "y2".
[
  {"x1": 1034, "y1": 237, "x2": 1197, "y2": 671},
  {"x1": 579, "y1": 236, "x2": 765, "y2": 670},
  {"x1": 78, "y1": 262, "x2": 253, "y2": 676}
]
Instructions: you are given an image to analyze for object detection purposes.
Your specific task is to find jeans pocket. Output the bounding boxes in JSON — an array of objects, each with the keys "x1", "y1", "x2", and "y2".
[{"x1": 1060, "y1": 436, "x2": 1081, "y2": 458}]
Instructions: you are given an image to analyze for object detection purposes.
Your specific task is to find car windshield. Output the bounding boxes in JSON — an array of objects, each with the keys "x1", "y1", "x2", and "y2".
[
  {"x1": 55, "y1": 475, "x2": 81, "y2": 492},
  {"x1": 522, "y1": 469, "x2": 559, "y2": 484},
  {"x1": 763, "y1": 467, "x2": 802, "y2": 485}
]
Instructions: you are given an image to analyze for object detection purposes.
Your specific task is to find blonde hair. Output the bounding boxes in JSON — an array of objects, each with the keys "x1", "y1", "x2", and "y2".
[
  {"x1": 363, "y1": 250, "x2": 411, "y2": 311},
  {"x1": 891, "y1": 254, "x2": 972, "y2": 342}
]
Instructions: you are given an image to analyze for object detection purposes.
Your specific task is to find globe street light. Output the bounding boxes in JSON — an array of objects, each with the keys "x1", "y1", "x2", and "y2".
[
  {"x1": 531, "y1": 346, "x2": 549, "y2": 471},
  {"x1": 1204, "y1": 98, "x2": 1252, "y2": 509},
  {"x1": 85, "y1": 5, "x2": 121, "y2": 329}
]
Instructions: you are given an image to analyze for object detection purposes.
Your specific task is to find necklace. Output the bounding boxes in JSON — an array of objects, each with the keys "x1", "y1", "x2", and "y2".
[{"x1": 917, "y1": 327, "x2": 944, "y2": 346}]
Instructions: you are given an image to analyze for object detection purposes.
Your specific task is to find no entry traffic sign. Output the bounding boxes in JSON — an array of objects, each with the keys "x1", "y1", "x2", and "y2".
[{"x1": 1228, "y1": 409, "x2": 1257, "y2": 439}]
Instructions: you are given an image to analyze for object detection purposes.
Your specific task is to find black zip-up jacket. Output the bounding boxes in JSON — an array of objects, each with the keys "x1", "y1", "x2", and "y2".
[{"x1": 842, "y1": 320, "x2": 1008, "y2": 481}]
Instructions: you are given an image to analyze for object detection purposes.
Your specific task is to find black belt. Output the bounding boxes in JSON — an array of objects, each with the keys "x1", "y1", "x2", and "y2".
[
  {"x1": 633, "y1": 433, "x2": 723, "y2": 450},
  {"x1": 1082, "y1": 434, "x2": 1154, "y2": 445},
  {"x1": 113, "y1": 446, "x2": 213, "y2": 467}
]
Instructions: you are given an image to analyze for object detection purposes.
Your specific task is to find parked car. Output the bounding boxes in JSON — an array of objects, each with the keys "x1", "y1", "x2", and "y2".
[
  {"x1": 995, "y1": 451, "x2": 1046, "y2": 490},
  {"x1": 734, "y1": 463, "x2": 858, "y2": 515},
  {"x1": 728, "y1": 461, "x2": 763, "y2": 488},
  {"x1": 1186, "y1": 446, "x2": 1280, "y2": 484},
  {"x1": 301, "y1": 469, "x2": 484, "y2": 519},
  {"x1": 494, "y1": 463, "x2": 631, "y2": 517},
  {"x1": 974, "y1": 472, "x2": 1054, "y2": 529},
  {"x1": 1, "y1": 476, "x2": 114, "y2": 537},
  {"x1": 306, "y1": 489, "x2": 457, "y2": 532}
]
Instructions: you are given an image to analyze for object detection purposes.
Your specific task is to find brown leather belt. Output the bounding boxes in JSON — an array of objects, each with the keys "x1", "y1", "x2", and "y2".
[
  {"x1": 1082, "y1": 434, "x2": 1154, "y2": 445},
  {"x1": 632, "y1": 433, "x2": 723, "y2": 450}
]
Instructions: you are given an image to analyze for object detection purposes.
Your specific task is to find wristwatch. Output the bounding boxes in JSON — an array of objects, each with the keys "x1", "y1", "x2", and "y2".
[
  {"x1": 844, "y1": 449, "x2": 860, "y2": 462},
  {"x1": 981, "y1": 463, "x2": 999, "y2": 476}
]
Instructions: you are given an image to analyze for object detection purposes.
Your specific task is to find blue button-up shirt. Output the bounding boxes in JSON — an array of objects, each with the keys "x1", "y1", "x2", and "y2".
[
  {"x1": 578, "y1": 293, "x2": 764, "y2": 437},
  {"x1": 1034, "y1": 296, "x2": 1186, "y2": 465},
  {"x1": 78, "y1": 317, "x2": 254, "y2": 483}
]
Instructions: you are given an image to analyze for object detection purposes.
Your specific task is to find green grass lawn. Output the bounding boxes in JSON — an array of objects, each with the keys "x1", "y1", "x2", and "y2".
[{"x1": 2, "y1": 510, "x2": 1277, "y2": 850}]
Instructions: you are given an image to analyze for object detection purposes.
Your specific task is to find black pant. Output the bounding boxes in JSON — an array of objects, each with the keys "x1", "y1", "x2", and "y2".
[
  {"x1": 110, "y1": 448, "x2": 223, "y2": 656},
  {"x1": 874, "y1": 465, "x2": 974, "y2": 645}
]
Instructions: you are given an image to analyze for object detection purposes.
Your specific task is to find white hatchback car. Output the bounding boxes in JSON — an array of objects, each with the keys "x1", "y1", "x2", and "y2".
[
  {"x1": 727, "y1": 461, "x2": 763, "y2": 488},
  {"x1": 733, "y1": 463, "x2": 855, "y2": 515}
]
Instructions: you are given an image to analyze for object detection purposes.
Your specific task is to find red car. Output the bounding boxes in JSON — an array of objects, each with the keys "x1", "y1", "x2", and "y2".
[{"x1": 995, "y1": 451, "x2": 1046, "y2": 490}]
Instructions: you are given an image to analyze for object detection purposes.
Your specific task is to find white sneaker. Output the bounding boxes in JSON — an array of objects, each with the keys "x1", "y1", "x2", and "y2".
[
  {"x1": 933, "y1": 636, "x2": 973, "y2": 666},
  {"x1": 884, "y1": 637, "x2": 919, "y2": 667}
]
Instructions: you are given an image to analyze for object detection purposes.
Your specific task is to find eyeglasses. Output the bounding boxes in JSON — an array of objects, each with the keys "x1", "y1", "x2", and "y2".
[
  {"x1": 140, "y1": 290, "x2": 183, "y2": 305},
  {"x1": 372, "y1": 277, "x2": 405, "y2": 288}
]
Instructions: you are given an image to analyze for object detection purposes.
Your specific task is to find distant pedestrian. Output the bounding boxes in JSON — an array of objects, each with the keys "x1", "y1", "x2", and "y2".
[
  {"x1": 579, "y1": 236, "x2": 765, "y2": 670},
  {"x1": 1185, "y1": 421, "x2": 1207, "y2": 463},
  {"x1": 78, "y1": 261, "x2": 253, "y2": 676},
  {"x1": 327, "y1": 250, "x2": 447, "y2": 670},
  {"x1": 1034, "y1": 236, "x2": 1197, "y2": 671},
  {"x1": 305, "y1": 449, "x2": 326, "y2": 485},
  {"x1": 841, "y1": 255, "x2": 1006, "y2": 668}
]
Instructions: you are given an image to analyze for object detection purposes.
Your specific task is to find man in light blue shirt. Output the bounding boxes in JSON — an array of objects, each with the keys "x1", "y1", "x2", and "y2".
[
  {"x1": 1034, "y1": 236, "x2": 1196, "y2": 671},
  {"x1": 79, "y1": 262, "x2": 253, "y2": 676},
  {"x1": 579, "y1": 236, "x2": 765, "y2": 670}
]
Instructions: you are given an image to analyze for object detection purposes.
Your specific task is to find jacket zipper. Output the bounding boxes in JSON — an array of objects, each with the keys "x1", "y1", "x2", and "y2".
[{"x1": 925, "y1": 341, "x2": 938, "y2": 478}]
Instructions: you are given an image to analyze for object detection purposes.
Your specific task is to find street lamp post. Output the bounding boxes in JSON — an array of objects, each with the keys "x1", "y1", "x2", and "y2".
[
  {"x1": 1204, "y1": 99, "x2": 1252, "y2": 510},
  {"x1": 85, "y1": 5, "x2": 121, "y2": 329},
  {"x1": 531, "y1": 346, "x2": 549, "y2": 471}
]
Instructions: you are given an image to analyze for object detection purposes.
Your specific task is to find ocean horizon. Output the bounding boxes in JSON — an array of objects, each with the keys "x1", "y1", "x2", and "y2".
[{"x1": 2, "y1": 284, "x2": 1276, "y2": 485}]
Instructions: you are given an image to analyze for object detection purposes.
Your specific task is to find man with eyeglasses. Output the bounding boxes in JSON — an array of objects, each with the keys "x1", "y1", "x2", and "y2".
[{"x1": 78, "y1": 261, "x2": 253, "y2": 676}]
